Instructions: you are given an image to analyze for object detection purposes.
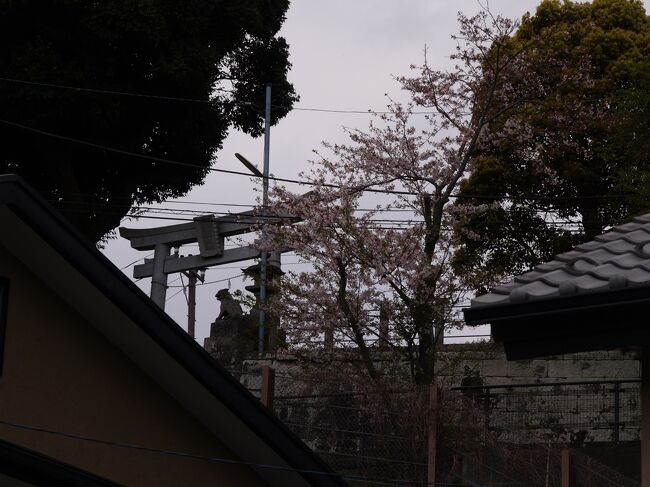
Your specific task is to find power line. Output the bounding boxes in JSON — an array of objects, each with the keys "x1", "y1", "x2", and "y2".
[
  {"x1": 167, "y1": 274, "x2": 245, "y2": 288},
  {"x1": 179, "y1": 274, "x2": 189, "y2": 306},
  {"x1": 8, "y1": 115, "x2": 649, "y2": 204},
  {"x1": 0, "y1": 418, "x2": 450, "y2": 487},
  {"x1": 55, "y1": 198, "x2": 590, "y2": 226},
  {"x1": 49, "y1": 189, "x2": 650, "y2": 211},
  {"x1": 8, "y1": 115, "x2": 650, "y2": 209},
  {"x1": 277, "y1": 104, "x2": 433, "y2": 115},
  {"x1": 0, "y1": 76, "x2": 435, "y2": 115},
  {"x1": 127, "y1": 206, "x2": 585, "y2": 227},
  {"x1": 119, "y1": 252, "x2": 153, "y2": 270},
  {"x1": 163, "y1": 276, "x2": 185, "y2": 302},
  {"x1": 0, "y1": 77, "x2": 221, "y2": 103},
  {"x1": 55, "y1": 201, "x2": 589, "y2": 233},
  {"x1": 165, "y1": 287, "x2": 187, "y2": 303}
]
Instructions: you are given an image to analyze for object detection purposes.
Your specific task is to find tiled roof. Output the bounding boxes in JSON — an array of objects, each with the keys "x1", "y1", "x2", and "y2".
[{"x1": 471, "y1": 213, "x2": 650, "y2": 308}]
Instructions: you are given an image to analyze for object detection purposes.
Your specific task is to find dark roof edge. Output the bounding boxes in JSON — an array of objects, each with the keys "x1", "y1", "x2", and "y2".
[
  {"x1": 0, "y1": 437, "x2": 124, "y2": 487},
  {"x1": 463, "y1": 284, "x2": 650, "y2": 326},
  {"x1": 0, "y1": 175, "x2": 346, "y2": 487}
]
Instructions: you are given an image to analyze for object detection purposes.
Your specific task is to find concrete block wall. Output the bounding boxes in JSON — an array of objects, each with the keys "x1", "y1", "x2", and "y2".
[
  {"x1": 221, "y1": 344, "x2": 642, "y2": 445},
  {"x1": 434, "y1": 347, "x2": 640, "y2": 386}
]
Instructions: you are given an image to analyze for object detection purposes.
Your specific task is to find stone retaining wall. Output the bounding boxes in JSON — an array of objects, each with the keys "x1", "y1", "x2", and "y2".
[{"x1": 212, "y1": 343, "x2": 642, "y2": 444}]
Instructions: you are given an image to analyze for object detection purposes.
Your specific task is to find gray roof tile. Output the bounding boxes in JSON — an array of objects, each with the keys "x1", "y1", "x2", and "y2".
[
  {"x1": 470, "y1": 211, "x2": 650, "y2": 308},
  {"x1": 576, "y1": 240, "x2": 602, "y2": 251},
  {"x1": 491, "y1": 280, "x2": 519, "y2": 294},
  {"x1": 538, "y1": 269, "x2": 576, "y2": 286},
  {"x1": 557, "y1": 249, "x2": 587, "y2": 260},
  {"x1": 608, "y1": 253, "x2": 649, "y2": 268},
  {"x1": 603, "y1": 239, "x2": 636, "y2": 254},
  {"x1": 570, "y1": 258, "x2": 598, "y2": 272},
  {"x1": 612, "y1": 221, "x2": 644, "y2": 232},
  {"x1": 514, "y1": 270, "x2": 545, "y2": 284},
  {"x1": 595, "y1": 231, "x2": 623, "y2": 242},
  {"x1": 471, "y1": 292, "x2": 510, "y2": 307},
  {"x1": 624, "y1": 268, "x2": 650, "y2": 284},
  {"x1": 534, "y1": 260, "x2": 565, "y2": 272},
  {"x1": 619, "y1": 229, "x2": 650, "y2": 243}
]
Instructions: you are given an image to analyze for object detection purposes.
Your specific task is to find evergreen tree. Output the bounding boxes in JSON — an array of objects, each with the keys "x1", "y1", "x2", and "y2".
[
  {"x1": 455, "y1": 0, "x2": 650, "y2": 291},
  {"x1": 0, "y1": 0, "x2": 298, "y2": 241}
]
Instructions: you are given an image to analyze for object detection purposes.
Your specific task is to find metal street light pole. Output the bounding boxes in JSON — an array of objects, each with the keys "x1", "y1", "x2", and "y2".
[{"x1": 259, "y1": 83, "x2": 272, "y2": 355}]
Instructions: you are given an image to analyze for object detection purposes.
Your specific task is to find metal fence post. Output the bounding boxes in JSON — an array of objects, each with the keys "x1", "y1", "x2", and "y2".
[
  {"x1": 614, "y1": 381, "x2": 621, "y2": 443},
  {"x1": 483, "y1": 388, "x2": 491, "y2": 432}
]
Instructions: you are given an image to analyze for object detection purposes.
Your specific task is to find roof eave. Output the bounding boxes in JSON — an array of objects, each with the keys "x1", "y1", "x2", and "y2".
[
  {"x1": 0, "y1": 175, "x2": 348, "y2": 487},
  {"x1": 465, "y1": 286, "x2": 650, "y2": 360},
  {"x1": 464, "y1": 284, "x2": 650, "y2": 325}
]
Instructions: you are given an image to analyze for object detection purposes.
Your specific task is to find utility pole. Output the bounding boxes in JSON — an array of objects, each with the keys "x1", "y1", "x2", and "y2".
[
  {"x1": 259, "y1": 83, "x2": 272, "y2": 355},
  {"x1": 183, "y1": 269, "x2": 205, "y2": 339}
]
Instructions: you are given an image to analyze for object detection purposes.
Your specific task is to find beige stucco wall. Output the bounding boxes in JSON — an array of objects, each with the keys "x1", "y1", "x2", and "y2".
[{"x1": 0, "y1": 244, "x2": 269, "y2": 487}]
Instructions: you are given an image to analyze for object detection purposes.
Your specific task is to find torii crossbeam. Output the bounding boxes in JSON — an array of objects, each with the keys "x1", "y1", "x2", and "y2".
[{"x1": 119, "y1": 210, "x2": 294, "y2": 309}]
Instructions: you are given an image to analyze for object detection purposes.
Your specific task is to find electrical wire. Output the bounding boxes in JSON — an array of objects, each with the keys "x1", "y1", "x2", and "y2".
[
  {"x1": 167, "y1": 274, "x2": 245, "y2": 288},
  {"x1": 165, "y1": 287, "x2": 187, "y2": 303},
  {"x1": 0, "y1": 76, "x2": 435, "y2": 115},
  {"x1": 180, "y1": 274, "x2": 189, "y2": 306},
  {"x1": 49, "y1": 189, "x2": 650, "y2": 212},
  {"x1": 55, "y1": 203, "x2": 589, "y2": 234},
  {"x1": 7, "y1": 116, "x2": 650, "y2": 204},
  {"x1": 0, "y1": 77, "x2": 220, "y2": 103},
  {"x1": 119, "y1": 252, "x2": 153, "y2": 270},
  {"x1": 0, "y1": 418, "x2": 457, "y2": 487}
]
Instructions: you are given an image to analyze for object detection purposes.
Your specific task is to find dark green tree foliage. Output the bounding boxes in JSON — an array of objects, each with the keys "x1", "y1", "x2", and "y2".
[
  {"x1": 455, "y1": 0, "x2": 650, "y2": 291},
  {"x1": 0, "y1": 0, "x2": 298, "y2": 242}
]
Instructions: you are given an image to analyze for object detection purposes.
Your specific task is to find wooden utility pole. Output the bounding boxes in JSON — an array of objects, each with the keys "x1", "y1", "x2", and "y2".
[{"x1": 183, "y1": 269, "x2": 204, "y2": 339}]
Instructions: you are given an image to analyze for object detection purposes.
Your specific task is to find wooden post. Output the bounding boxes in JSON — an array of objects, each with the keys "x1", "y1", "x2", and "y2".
[
  {"x1": 427, "y1": 384, "x2": 439, "y2": 487},
  {"x1": 261, "y1": 365, "x2": 275, "y2": 410},
  {"x1": 183, "y1": 269, "x2": 204, "y2": 340},
  {"x1": 324, "y1": 325, "x2": 334, "y2": 351},
  {"x1": 187, "y1": 271, "x2": 197, "y2": 339},
  {"x1": 378, "y1": 303, "x2": 389, "y2": 349},
  {"x1": 641, "y1": 346, "x2": 650, "y2": 487},
  {"x1": 561, "y1": 449, "x2": 574, "y2": 487}
]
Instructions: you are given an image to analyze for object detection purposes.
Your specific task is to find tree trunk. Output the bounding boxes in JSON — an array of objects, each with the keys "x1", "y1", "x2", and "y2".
[
  {"x1": 579, "y1": 203, "x2": 604, "y2": 240},
  {"x1": 53, "y1": 162, "x2": 133, "y2": 243}
]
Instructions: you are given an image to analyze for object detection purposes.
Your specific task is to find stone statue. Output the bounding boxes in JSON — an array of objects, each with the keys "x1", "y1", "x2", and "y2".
[{"x1": 215, "y1": 289, "x2": 243, "y2": 320}]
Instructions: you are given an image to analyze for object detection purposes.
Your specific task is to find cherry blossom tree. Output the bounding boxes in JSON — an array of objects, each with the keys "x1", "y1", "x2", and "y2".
[{"x1": 266, "y1": 9, "x2": 576, "y2": 385}]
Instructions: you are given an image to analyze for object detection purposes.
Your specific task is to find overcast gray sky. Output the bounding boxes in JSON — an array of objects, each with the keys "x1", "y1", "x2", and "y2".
[{"x1": 103, "y1": 0, "x2": 650, "y2": 344}]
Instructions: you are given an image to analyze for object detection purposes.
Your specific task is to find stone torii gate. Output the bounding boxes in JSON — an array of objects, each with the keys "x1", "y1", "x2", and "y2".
[{"x1": 119, "y1": 210, "x2": 289, "y2": 310}]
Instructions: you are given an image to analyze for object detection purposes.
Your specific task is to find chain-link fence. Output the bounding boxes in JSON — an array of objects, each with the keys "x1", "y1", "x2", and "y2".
[
  {"x1": 448, "y1": 380, "x2": 641, "y2": 443},
  {"x1": 272, "y1": 378, "x2": 429, "y2": 486},
  {"x1": 230, "y1": 365, "x2": 642, "y2": 486}
]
